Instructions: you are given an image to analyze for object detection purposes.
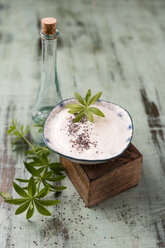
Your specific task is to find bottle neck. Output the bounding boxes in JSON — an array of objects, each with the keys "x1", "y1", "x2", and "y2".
[{"x1": 41, "y1": 30, "x2": 59, "y2": 87}]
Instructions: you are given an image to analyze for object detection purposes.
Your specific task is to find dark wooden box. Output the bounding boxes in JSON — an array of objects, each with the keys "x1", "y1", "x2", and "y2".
[{"x1": 60, "y1": 144, "x2": 143, "y2": 207}]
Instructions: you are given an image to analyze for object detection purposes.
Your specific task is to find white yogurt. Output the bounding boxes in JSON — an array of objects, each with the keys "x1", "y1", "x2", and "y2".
[{"x1": 45, "y1": 104, "x2": 130, "y2": 160}]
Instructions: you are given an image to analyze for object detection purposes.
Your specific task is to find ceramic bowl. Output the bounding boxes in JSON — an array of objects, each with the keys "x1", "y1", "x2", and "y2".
[{"x1": 43, "y1": 99, "x2": 133, "y2": 164}]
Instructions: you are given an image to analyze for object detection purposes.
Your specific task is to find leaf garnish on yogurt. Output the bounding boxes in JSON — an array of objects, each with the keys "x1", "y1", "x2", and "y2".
[{"x1": 66, "y1": 89, "x2": 105, "y2": 123}]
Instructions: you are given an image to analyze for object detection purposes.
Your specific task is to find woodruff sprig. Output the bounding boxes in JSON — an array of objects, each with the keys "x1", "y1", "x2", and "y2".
[
  {"x1": 66, "y1": 89, "x2": 105, "y2": 122},
  {"x1": 5, "y1": 179, "x2": 60, "y2": 219},
  {"x1": 0, "y1": 120, "x2": 66, "y2": 219}
]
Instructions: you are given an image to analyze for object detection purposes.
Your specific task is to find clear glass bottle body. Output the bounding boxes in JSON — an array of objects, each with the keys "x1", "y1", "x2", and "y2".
[{"x1": 32, "y1": 30, "x2": 62, "y2": 125}]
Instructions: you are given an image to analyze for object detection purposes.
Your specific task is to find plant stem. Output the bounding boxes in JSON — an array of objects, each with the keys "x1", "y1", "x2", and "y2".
[
  {"x1": 16, "y1": 128, "x2": 35, "y2": 151},
  {"x1": 22, "y1": 135, "x2": 35, "y2": 151}
]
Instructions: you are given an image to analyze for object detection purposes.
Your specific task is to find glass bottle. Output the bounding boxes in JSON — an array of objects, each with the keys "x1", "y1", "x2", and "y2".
[{"x1": 32, "y1": 18, "x2": 62, "y2": 125}]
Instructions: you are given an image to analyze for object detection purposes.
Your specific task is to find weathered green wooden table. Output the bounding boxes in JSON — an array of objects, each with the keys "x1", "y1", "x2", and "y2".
[{"x1": 0, "y1": 0, "x2": 165, "y2": 247}]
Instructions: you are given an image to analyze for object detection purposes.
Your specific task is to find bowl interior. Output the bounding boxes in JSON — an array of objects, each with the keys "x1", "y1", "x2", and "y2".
[{"x1": 43, "y1": 99, "x2": 133, "y2": 164}]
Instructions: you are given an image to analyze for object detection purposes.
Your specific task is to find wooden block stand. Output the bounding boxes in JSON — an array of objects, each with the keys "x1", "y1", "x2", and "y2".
[{"x1": 60, "y1": 144, "x2": 143, "y2": 207}]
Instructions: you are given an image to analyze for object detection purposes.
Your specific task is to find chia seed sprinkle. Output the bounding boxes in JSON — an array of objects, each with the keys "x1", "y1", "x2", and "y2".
[{"x1": 65, "y1": 116, "x2": 98, "y2": 152}]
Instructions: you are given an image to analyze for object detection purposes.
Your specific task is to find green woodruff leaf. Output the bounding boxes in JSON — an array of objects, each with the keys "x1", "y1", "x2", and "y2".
[
  {"x1": 0, "y1": 191, "x2": 12, "y2": 200},
  {"x1": 66, "y1": 89, "x2": 105, "y2": 122},
  {"x1": 0, "y1": 119, "x2": 67, "y2": 220}
]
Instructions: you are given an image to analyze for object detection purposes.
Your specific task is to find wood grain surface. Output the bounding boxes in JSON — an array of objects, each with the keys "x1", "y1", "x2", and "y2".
[
  {"x1": 61, "y1": 144, "x2": 143, "y2": 207},
  {"x1": 0, "y1": 0, "x2": 165, "y2": 247}
]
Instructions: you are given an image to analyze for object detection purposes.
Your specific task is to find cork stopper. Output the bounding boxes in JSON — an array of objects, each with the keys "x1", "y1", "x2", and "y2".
[{"x1": 41, "y1": 17, "x2": 56, "y2": 35}]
